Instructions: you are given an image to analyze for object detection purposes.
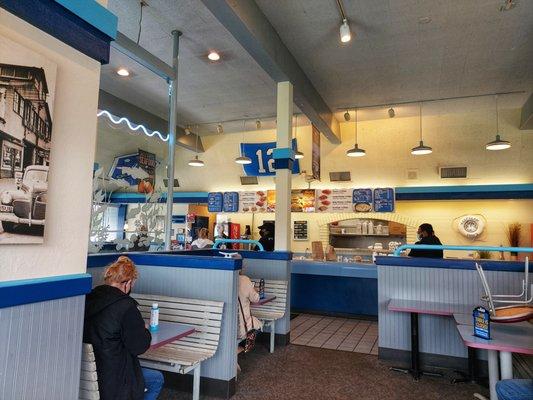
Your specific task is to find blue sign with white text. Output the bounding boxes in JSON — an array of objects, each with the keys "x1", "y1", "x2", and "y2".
[
  {"x1": 240, "y1": 139, "x2": 300, "y2": 176},
  {"x1": 223, "y1": 192, "x2": 239, "y2": 212},
  {"x1": 373, "y1": 188, "x2": 395, "y2": 212},
  {"x1": 207, "y1": 192, "x2": 223, "y2": 212}
]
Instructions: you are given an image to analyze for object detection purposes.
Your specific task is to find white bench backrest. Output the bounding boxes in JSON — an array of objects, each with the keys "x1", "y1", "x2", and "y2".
[
  {"x1": 251, "y1": 279, "x2": 288, "y2": 318},
  {"x1": 79, "y1": 343, "x2": 99, "y2": 400},
  {"x1": 133, "y1": 293, "x2": 224, "y2": 354}
]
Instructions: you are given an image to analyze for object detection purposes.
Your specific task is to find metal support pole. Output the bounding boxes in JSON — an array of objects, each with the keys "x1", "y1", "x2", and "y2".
[{"x1": 165, "y1": 30, "x2": 182, "y2": 251}]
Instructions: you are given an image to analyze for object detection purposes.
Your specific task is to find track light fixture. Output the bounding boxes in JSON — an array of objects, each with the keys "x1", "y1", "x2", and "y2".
[
  {"x1": 184, "y1": 125, "x2": 191, "y2": 135},
  {"x1": 216, "y1": 123, "x2": 223, "y2": 134},
  {"x1": 256, "y1": 119, "x2": 261, "y2": 130},
  {"x1": 340, "y1": 18, "x2": 351, "y2": 43},
  {"x1": 344, "y1": 110, "x2": 351, "y2": 121},
  {"x1": 388, "y1": 107, "x2": 395, "y2": 118}
]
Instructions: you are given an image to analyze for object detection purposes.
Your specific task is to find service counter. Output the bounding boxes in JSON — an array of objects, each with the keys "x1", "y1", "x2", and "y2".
[
  {"x1": 291, "y1": 259, "x2": 378, "y2": 317},
  {"x1": 375, "y1": 256, "x2": 531, "y2": 371}
]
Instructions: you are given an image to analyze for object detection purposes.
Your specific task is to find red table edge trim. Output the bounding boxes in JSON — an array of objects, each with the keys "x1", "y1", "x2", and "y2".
[{"x1": 149, "y1": 327, "x2": 196, "y2": 350}]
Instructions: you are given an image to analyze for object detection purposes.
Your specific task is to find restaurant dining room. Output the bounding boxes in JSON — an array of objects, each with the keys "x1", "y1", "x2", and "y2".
[{"x1": 1, "y1": 1, "x2": 532, "y2": 400}]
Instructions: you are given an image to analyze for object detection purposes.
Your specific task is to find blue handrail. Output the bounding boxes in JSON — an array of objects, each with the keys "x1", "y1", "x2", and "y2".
[
  {"x1": 212, "y1": 239, "x2": 264, "y2": 251},
  {"x1": 393, "y1": 244, "x2": 533, "y2": 257}
]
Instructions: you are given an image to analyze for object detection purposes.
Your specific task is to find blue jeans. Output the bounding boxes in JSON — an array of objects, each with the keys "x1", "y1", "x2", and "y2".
[
  {"x1": 142, "y1": 368, "x2": 164, "y2": 400},
  {"x1": 496, "y1": 379, "x2": 533, "y2": 400}
]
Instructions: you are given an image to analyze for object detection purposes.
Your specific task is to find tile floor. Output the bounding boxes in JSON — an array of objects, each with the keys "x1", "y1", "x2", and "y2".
[{"x1": 290, "y1": 313, "x2": 378, "y2": 355}]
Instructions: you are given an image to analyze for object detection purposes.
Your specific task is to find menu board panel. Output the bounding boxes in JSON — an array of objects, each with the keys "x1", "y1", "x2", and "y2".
[
  {"x1": 207, "y1": 192, "x2": 223, "y2": 212},
  {"x1": 373, "y1": 188, "x2": 395, "y2": 212},
  {"x1": 352, "y1": 189, "x2": 373, "y2": 212},
  {"x1": 291, "y1": 189, "x2": 316, "y2": 212},
  {"x1": 267, "y1": 190, "x2": 276, "y2": 212},
  {"x1": 316, "y1": 189, "x2": 352, "y2": 212},
  {"x1": 223, "y1": 192, "x2": 239, "y2": 212},
  {"x1": 238, "y1": 190, "x2": 267, "y2": 213},
  {"x1": 293, "y1": 220, "x2": 308, "y2": 240}
]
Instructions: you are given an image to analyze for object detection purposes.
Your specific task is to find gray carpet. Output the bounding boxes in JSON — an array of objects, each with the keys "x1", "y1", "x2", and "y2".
[{"x1": 159, "y1": 344, "x2": 488, "y2": 400}]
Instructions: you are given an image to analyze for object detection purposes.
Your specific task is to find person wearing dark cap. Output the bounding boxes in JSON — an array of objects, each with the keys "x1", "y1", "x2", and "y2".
[
  {"x1": 409, "y1": 223, "x2": 444, "y2": 258},
  {"x1": 255, "y1": 222, "x2": 275, "y2": 251}
]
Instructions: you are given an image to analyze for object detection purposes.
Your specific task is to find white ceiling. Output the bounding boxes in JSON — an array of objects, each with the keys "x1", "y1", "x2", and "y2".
[
  {"x1": 256, "y1": 0, "x2": 533, "y2": 110},
  {"x1": 101, "y1": 0, "x2": 533, "y2": 135},
  {"x1": 101, "y1": 0, "x2": 278, "y2": 133}
]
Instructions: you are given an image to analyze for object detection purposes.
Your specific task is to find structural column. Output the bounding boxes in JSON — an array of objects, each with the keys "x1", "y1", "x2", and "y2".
[
  {"x1": 165, "y1": 30, "x2": 182, "y2": 250},
  {"x1": 273, "y1": 81, "x2": 293, "y2": 251}
]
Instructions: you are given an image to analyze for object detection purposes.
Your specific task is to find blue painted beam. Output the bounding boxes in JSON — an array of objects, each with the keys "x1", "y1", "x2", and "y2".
[
  {"x1": 395, "y1": 184, "x2": 533, "y2": 200},
  {"x1": 1, "y1": 0, "x2": 116, "y2": 63},
  {"x1": 0, "y1": 273, "x2": 92, "y2": 309}
]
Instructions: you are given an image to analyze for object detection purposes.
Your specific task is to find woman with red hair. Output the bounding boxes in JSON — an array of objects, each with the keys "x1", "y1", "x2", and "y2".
[{"x1": 84, "y1": 256, "x2": 164, "y2": 400}]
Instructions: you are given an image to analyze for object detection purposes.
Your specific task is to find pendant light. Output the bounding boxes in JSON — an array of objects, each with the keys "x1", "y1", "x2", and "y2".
[
  {"x1": 294, "y1": 114, "x2": 304, "y2": 159},
  {"x1": 346, "y1": 109, "x2": 366, "y2": 157},
  {"x1": 486, "y1": 95, "x2": 511, "y2": 151},
  {"x1": 411, "y1": 103, "x2": 432, "y2": 155},
  {"x1": 188, "y1": 126, "x2": 204, "y2": 167},
  {"x1": 235, "y1": 120, "x2": 252, "y2": 165}
]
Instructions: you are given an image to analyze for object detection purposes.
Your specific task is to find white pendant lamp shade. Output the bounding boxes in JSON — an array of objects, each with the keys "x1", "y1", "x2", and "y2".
[
  {"x1": 346, "y1": 109, "x2": 366, "y2": 157},
  {"x1": 486, "y1": 134, "x2": 511, "y2": 151},
  {"x1": 294, "y1": 150, "x2": 304, "y2": 159},
  {"x1": 412, "y1": 103, "x2": 432, "y2": 156},
  {"x1": 486, "y1": 95, "x2": 510, "y2": 151},
  {"x1": 293, "y1": 114, "x2": 304, "y2": 159},
  {"x1": 340, "y1": 19, "x2": 351, "y2": 43},
  {"x1": 411, "y1": 140, "x2": 433, "y2": 155},
  {"x1": 346, "y1": 144, "x2": 366, "y2": 157},
  {"x1": 235, "y1": 155, "x2": 252, "y2": 165},
  {"x1": 188, "y1": 155, "x2": 204, "y2": 167}
]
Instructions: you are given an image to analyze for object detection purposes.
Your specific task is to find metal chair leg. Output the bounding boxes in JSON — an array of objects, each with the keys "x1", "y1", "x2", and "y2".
[
  {"x1": 270, "y1": 320, "x2": 275, "y2": 353},
  {"x1": 192, "y1": 363, "x2": 201, "y2": 400}
]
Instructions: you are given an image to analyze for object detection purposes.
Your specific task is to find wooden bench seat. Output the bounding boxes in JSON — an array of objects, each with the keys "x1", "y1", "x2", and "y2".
[
  {"x1": 250, "y1": 279, "x2": 288, "y2": 353},
  {"x1": 132, "y1": 293, "x2": 224, "y2": 400}
]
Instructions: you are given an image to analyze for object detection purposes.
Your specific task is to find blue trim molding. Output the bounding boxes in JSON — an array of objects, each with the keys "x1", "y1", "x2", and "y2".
[
  {"x1": 181, "y1": 249, "x2": 293, "y2": 261},
  {"x1": 273, "y1": 147, "x2": 295, "y2": 170},
  {"x1": 1, "y1": 0, "x2": 117, "y2": 64},
  {"x1": 291, "y1": 260, "x2": 377, "y2": 279},
  {"x1": 87, "y1": 253, "x2": 243, "y2": 270},
  {"x1": 395, "y1": 184, "x2": 533, "y2": 200},
  {"x1": 375, "y1": 256, "x2": 527, "y2": 272},
  {"x1": 0, "y1": 273, "x2": 92, "y2": 309},
  {"x1": 109, "y1": 192, "x2": 209, "y2": 204}
]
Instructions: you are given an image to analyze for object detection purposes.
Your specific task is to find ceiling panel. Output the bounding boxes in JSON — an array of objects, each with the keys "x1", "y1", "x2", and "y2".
[{"x1": 255, "y1": 0, "x2": 533, "y2": 110}]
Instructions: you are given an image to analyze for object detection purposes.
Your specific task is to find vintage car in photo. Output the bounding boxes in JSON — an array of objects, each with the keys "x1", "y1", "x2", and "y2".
[{"x1": 0, "y1": 165, "x2": 48, "y2": 233}]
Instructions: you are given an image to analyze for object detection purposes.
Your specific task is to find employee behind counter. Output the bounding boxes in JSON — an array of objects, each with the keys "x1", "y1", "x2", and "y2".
[
  {"x1": 408, "y1": 223, "x2": 444, "y2": 259},
  {"x1": 254, "y1": 222, "x2": 275, "y2": 252}
]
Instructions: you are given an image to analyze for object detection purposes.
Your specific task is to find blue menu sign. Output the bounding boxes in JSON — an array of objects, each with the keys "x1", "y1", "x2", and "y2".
[
  {"x1": 473, "y1": 306, "x2": 491, "y2": 340},
  {"x1": 373, "y1": 188, "x2": 395, "y2": 212},
  {"x1": 223, "y1": 192, "x2": 239, "y2": 212},
  {"x1": 207, "y1": 192, "x2": 223, "y2": 212},
  {"x1": 352, "y1": 189, "x2": 373, "y2": 212}
]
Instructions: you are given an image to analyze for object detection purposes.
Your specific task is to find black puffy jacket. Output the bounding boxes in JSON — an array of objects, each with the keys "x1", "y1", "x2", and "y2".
[{"x1": 83, "y1": 285, "x2": 151, "y2": 400}]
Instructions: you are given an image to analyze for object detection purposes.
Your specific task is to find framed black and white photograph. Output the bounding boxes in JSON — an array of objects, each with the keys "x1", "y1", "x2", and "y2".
[{"x1": 0, "y1": 37, "x2": 56, "y2": 244}]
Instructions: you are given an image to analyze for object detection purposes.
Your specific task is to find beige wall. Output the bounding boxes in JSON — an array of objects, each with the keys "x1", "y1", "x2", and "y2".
[{"x1": 0, "y1": 11, "x2": 101, "y2": 280}]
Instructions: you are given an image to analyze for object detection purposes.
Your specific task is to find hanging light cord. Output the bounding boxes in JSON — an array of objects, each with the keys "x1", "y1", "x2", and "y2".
[
  {"x1": 354, "y1": 109, "x2": 358, "y2": 145},
  {"x1": 194, "y1": 126, "x2": 199, "y2": 155},
  {"x1": 137, "y1": 1, "x2": 145, "y2": 45},
  {"x1": 419, "y1": 103, "x2": 423, "y2": 141},
  {"x1": 495, "y1": 95, "x2": 499, "y2": 134}
]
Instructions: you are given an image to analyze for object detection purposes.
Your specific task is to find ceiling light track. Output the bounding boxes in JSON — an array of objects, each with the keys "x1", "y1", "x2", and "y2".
[{"x1": 336, "y1": 90, "x2": 526, "y2": 111}]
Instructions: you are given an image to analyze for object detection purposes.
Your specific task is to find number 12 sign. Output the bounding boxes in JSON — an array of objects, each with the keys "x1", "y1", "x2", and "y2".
[{"x1": 240, "y1": 139, "x2": 301, "y2": 176}]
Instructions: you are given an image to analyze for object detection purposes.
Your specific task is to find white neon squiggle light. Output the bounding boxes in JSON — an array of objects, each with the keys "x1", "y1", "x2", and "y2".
[{"x1": 97, "y1": 110, "x2": 169, "y2": 142}]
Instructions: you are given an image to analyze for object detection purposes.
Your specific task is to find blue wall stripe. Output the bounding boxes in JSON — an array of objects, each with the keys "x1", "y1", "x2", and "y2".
[
  {"x1": 375, "y1": 256, "x2": 527, "y2": 272},
  {"x1": 291, "y1": 260, "x2": 377, "y2": 278},
  {"x1": 53, "y1": 0, "x2": 117, "y2": 39},
  {"x1": 395, "y1": 184, "x2": 533, "y2": 200},
  {"x1": 169, "y1": 249, "x2": 293, "y2": 260},
  {"x1": 1, "y1": 0, "x2": 113, "y2": 63},
  {"x1": 109, "y1": 192, "x2": 209, "y2": 204},
  {"x1": 0, "y1": 273, "x2": 92, "y2": 309},
  {"x1": 87, "y1": 253, "x2": 242, "y2": 270}
]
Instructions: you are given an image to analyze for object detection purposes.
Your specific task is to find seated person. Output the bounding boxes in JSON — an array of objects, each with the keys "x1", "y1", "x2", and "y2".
[
  {"x1": 409, "y1": 223, "x2": 444, "y2": 259},
  {"x1": 238, "y1": 270, "x2": 263, "y2": 344},
  {"x1": 131, "y1": 225, "x2": 150, "y2": 252},
  {"x1": 84, "y1": 256, "x2": 164, "y2": 400},
  {"x1": 191, "y1": 227, "x2": 214, "y2": 249},
  {"x1": 496, "y1": 379, "x2": 533, "y2": 400}
]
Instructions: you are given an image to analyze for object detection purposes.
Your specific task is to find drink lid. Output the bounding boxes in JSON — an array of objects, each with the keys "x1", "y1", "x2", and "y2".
[{"x1": 152, "y1": 303, "x2": 158, "y2": 308}]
